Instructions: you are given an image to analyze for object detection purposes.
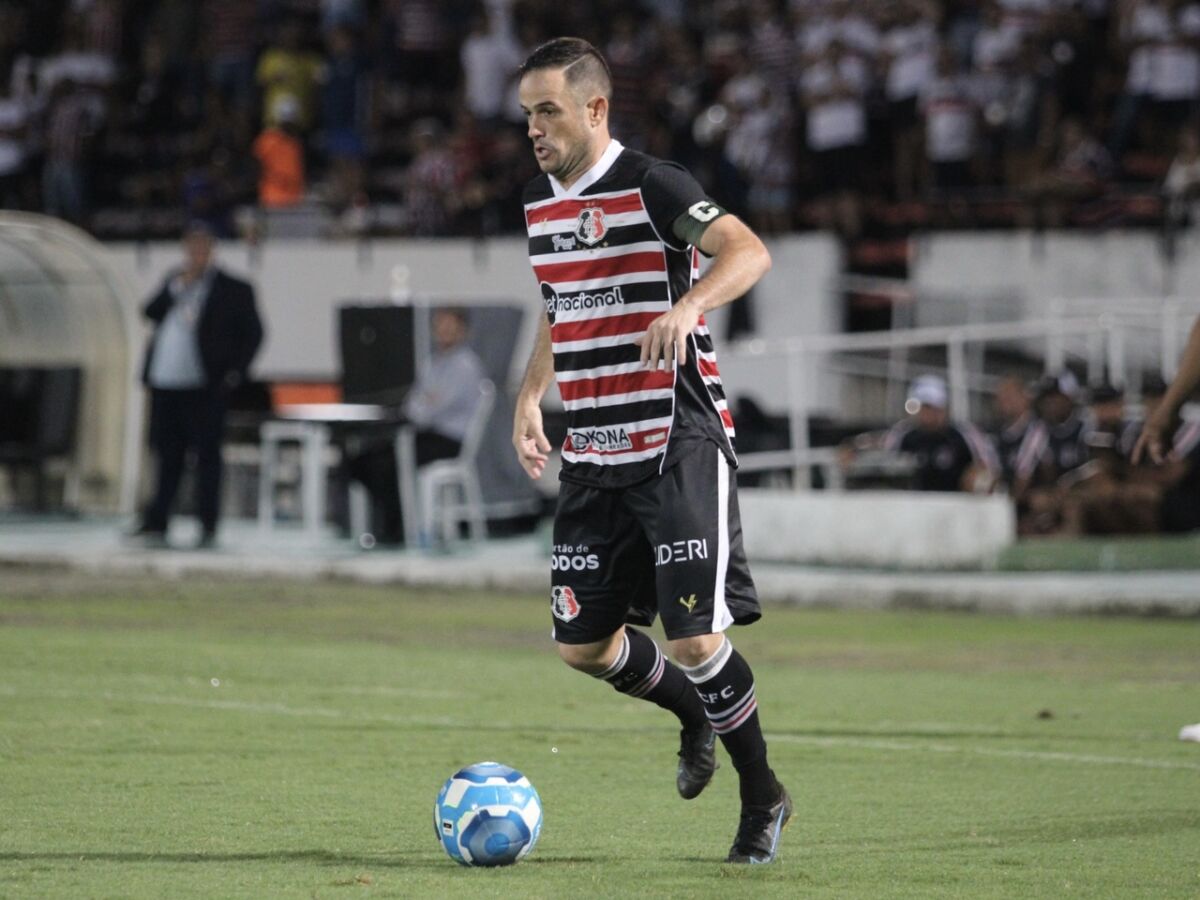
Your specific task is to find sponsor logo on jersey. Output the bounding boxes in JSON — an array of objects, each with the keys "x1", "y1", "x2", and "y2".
[
  {"x1": 567, "y1": 427, "x2": 633, "y2": 453},
  {"x1": 678, "y1": 593, "x2": 697, "y2": 612},
  {"x1": 550, "y1": 552, "x2": 600, "y2": 571},
  {"x1": 574, "y1": 207, "x2": 607, "y2": 246},
  {"x1": 541, "y1": 284, "x2": 626, "y2": 319},
  {"x1": 551, "y1": 585, "x2": 581, "y2": 622},
  {"x1": 551, "y1": 234, "x2": 577, "y2": 251},
  {"x1": 655, "y1": 538, "x2": 709, "y2": 567}
]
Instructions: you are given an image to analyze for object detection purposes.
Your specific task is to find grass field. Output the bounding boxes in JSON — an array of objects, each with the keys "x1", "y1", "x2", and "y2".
[{"x1": 1, "y1": 568, "x2": 1199, "y2": 899}]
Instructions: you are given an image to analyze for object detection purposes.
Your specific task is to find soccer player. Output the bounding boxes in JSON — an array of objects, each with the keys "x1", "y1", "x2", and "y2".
[
  {"x1": 1132, "y1": 315, "x2": 1200, "y2": 744},
  {"x1": 510, "y1": 38, "x2": 790, "y2": 863}
]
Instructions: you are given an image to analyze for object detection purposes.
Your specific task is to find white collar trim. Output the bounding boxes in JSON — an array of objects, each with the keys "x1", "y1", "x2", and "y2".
[{"x1": 549, "y1": 139, "x2": 624, "y2": 199}]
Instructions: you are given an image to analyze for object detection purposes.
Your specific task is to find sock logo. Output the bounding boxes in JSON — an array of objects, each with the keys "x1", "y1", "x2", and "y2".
[
  {"x1": 697, "y1": 685, "x2": 736, "y2": 705},
  {"x1": 678, "y1": 594, "x2": 697, "y2": 612}
]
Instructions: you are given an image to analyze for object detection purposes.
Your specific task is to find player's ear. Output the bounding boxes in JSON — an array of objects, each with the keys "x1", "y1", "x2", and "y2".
[{"x1": 586, "y1": 94, "x2": 608, "y2": 128}]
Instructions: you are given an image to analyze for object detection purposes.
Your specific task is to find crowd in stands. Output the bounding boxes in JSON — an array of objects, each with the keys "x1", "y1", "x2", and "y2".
[
  {"x1": 1, "y1": 0, "x2": 1200, "y2": 240},
  {"x1": 839, "y1": 369, "x2": 1200, "y2": 536}
]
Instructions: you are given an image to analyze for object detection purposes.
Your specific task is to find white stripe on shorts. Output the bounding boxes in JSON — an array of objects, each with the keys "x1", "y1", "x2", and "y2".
[{"x1": 713, "y1": 453, "x2": 734, "y2": 631}]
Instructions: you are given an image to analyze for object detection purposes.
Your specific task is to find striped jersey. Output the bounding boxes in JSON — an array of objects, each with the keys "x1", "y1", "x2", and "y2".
[{"x1": 523, "y1": 140, "x2": 736, "y2": 488}]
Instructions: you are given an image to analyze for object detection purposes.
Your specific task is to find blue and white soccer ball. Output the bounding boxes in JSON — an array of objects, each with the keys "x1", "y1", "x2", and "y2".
[{"x1": 433, "y1": 761, "x2": 543, "y2": 866}]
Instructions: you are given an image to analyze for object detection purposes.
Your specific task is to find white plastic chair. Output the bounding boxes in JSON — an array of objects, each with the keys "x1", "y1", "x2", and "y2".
[{"x1": 413, "y1": 380, "x2": 495, "y2": 546}]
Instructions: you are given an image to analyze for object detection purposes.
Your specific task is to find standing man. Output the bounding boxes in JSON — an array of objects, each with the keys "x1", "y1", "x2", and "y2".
[
  {"x1": 131, "y1": 222, "x2": 263, "y2": 548},
  {"x1": 511, "y1": 38, "x2": 789, "y2": 864}
]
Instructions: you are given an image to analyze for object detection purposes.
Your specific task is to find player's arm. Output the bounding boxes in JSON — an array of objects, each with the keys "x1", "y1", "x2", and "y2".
[
  {"x1": 1133, "y1": 316, "x2": 1200, "y2": 464},
  {"x1": 638, "y1": 214, "x2": 771, "y2": 370},
  {"x1": 512, "y1": 314, "x2": 554, "y2": 479}
]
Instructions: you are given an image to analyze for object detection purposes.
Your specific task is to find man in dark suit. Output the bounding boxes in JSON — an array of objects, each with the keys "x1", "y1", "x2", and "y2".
[{"x1": 130, "y1": 222, "x2": 263, "y2": 548}]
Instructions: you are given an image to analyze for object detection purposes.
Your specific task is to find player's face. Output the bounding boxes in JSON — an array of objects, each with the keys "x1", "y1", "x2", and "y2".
[{"x1": 519, "y1": 68, "x2": 599, "y2": 186}]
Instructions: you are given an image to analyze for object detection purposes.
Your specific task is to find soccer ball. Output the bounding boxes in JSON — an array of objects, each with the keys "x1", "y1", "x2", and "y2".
[{"x1": 433, "y1": 761, "x2": 543, "y2": 866}]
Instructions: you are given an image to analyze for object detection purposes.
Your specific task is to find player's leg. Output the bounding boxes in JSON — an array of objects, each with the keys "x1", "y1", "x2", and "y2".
[
  {"x1": 645, "y1": 442, "x2": 790, "y2": 862},
  {"x1": 551, "y1": 481, "x2": 708, "y2": 750}
]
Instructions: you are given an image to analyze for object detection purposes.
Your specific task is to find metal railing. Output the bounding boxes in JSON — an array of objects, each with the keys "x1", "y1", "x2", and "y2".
[{"x1": 728, "y1": 300, "x2": 1200, "y2": 489}]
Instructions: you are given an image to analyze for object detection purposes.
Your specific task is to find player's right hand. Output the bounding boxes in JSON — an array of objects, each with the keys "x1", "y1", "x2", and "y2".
[{"x1": 513, "y1": 399, "x2": 552, "y2": 480}]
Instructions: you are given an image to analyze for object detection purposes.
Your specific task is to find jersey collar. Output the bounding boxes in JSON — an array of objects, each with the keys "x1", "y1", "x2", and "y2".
[{"x1": 548, "y1": 139, "x2": 624, "y2": 199}]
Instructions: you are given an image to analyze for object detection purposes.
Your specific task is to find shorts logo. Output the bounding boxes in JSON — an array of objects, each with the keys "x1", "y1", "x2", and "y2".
[
  {"x1": 567, "y1": 427, "x2": 633, "y2": 454},
  {"x1": 574, "y1": 207, "x2": 607, "y2": 246},
  {"x1": 551, "y1": 234, "x2": 577, "y2": 251},
  {"x1": 551, "y1": 585, "x2": 581, "y2": 622},
  {"x1": 678, "y1": 594, "x2": 697, "y2": 613},
  {"x1": 655, "y1": 538, "x2": 709, "y2": 567}
]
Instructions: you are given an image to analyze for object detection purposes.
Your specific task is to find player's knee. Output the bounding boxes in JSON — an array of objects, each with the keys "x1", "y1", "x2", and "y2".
[
  {"x1": 669, "y1": 632, "x2": 725, "y2": 668},
  {"x1": 556, "y1": 631, "x2": 623, "y2": 674}
]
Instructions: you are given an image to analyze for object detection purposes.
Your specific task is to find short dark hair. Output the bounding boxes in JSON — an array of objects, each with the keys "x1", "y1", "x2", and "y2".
[{"x1": 519, "y1": 37, "x2": 612, "y2": 100}]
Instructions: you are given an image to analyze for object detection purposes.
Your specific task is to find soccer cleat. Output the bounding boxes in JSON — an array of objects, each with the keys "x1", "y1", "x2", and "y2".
[
  {"x1": 725, "y1": 783, "x2": 793, "y2": 864},
  {"x1": 1180, "y1": 723, "x2": 1200, "y2": 742},
  {"x1": 676, "y1": 723, "x2": 719, "y2": 799}
]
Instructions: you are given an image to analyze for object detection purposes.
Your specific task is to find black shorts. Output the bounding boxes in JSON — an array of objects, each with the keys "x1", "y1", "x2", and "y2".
[{"x1": 549, "y1": 440, "x2": 760, "y2": 644}]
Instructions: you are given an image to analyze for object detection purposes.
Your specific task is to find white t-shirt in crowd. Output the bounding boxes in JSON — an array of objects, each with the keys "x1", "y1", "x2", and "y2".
[
  {"x1": 801, "y1": 55, "x2": 870, "y2": 151},
  {"x1": 883, "y1": 21, "x2": 938, "y2": 102},
  {"x1": 922, "y1": 76, "x2": 978, "y2": 162}
]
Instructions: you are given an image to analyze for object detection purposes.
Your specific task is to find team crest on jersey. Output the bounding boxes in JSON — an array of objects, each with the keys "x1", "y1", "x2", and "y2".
[
  {"x1": 551, "y1": 585, "x2": 581, "y2": 622},
  {"x1": 574, "y1": 207, "x2": 607, "y2": 246}
]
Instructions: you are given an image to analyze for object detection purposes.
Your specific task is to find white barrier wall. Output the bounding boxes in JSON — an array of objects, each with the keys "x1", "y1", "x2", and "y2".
[
  {"x1": 100, "y1": 234, "x2": 843, "y2": 385},
  {"x1": 739, "y1": 489, "x2": 1016, "y2": 569}
]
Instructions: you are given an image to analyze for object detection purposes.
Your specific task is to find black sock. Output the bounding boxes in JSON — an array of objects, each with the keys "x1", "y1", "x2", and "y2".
[
  {"x1": 594, "y1": 627, "x2": 707, "y2": 730},
  {"x1": 683, "y1": 637, "x2": 777, "y2": 807}
]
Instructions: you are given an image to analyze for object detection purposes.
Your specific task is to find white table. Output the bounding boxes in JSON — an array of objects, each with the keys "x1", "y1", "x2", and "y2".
[{"x1": 257, "y1": 404, "x2": 417, "y2": 544}]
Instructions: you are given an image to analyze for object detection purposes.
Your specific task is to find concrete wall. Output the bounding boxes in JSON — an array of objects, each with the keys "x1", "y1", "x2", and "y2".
[
  {"x1": 739, "y1": 489, "x2": 1016, "y2": 569},
  {"x1": 101, "y1": 234, "x2": 844, "y2": 392}
]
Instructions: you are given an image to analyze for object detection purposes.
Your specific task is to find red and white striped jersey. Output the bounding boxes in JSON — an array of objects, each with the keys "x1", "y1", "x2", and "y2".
[{"x1": 524, "y1": 140, "x2": 736, "y2": 488}]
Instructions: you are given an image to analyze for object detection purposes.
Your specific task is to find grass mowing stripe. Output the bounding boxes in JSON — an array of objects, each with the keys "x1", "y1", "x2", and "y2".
[{"x1": 7, "y1": 684, "x2": 1198, "y2": 773}]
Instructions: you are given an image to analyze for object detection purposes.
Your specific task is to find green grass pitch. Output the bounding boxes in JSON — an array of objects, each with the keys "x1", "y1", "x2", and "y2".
[{"x1": 1, "y1": 568, "x2": 1198, "y2": 899}]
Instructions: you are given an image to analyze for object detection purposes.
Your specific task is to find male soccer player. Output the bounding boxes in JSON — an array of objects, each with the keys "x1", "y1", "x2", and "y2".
[
  {"x1": 510, "y1": 37, "x2": 789, "y2": 863},
  {"x1": 1132, "y1": 315, "x2": 1200, "y2": 744}
]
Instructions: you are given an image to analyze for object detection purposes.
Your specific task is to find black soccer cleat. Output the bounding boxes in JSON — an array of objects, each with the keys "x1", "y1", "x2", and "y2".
[
  {"x1": 725, "y1": 783, "x2": 793, "y2": 864},
  {"x1": 676, "y1": 722, "x2": 719, "y2": 799}
]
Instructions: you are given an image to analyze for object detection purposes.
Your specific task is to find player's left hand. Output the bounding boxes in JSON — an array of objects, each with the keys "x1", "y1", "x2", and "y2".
[{"x1": 636, "y1": 301, "x2": 701, "y2": 370}]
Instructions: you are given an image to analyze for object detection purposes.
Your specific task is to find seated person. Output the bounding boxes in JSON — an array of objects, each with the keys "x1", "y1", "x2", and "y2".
[
  {"x1": 345, "y1": 307, "x2": 486, "y2": 543},
  {"x1": 1127, "y1": 376, "x2": 1200, "y2": 533},
  {"x1": 990, "y1": 374, "x2": 1047, "y2": 493},
  {"x1": 1016, "y1": 371, "x2": 1089, "y2": 534},
  {"x1": 842, "y1": 374, "x2": 999, "y2": 492}
]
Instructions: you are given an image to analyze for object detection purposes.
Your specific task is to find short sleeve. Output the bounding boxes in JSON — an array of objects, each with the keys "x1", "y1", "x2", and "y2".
[{"x1": 640, "y1": 162, "x2": 714, "y2": 250}]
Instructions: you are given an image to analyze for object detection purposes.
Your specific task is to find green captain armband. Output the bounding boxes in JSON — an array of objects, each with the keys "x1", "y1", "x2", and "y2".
[{"x1": 671, "y1": 200, "x2": 727, "y2": 249}]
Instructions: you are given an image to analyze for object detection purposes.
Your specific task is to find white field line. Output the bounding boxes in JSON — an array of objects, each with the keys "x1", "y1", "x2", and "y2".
[
  {"x1": 767, "y1": 733, "x2": 1200, "y2": 772},
  {"x1": 4, "y1": 685, "x2": 1199, "y2": 773}
]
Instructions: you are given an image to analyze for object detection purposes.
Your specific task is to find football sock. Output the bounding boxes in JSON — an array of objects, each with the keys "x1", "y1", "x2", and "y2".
[
  {"x1": 682, "y1": 637, "x2": 778, "y2": 807},
  {"x1": 594, "y1": 628, "x2": 707, "y2": 730}
]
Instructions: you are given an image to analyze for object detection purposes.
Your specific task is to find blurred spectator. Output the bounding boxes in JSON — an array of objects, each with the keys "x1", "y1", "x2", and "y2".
[
  {"x1": 256, "y1": 17, "x2": 324, "y2": 133},
  {"x1": 403, "y1": 117, "x2": 458, "y2": 236},
  {"x1": 842, "y1": 374, "x2": 999, "y2": 493},
  {"x1": 344, "y1": 306, "x2": 486, "y2": 545},
  {"x1": 201, "y1": 0, "x2": 261, "y2": 124},
  {"x1": 130, "y1": 222, "x2": 263, "y2": 549},
  {"x1": 1164, "y1": 125, "x2": 1200, "y2": 228},
  {"x1": 1024, "y1": 117, "x2": 1114, "y2": 226},
  {"x1": 42, "y1": 78, "x2": 101, "y2": 225},
  {"x1": 1133, "y1": 375, "x2": 1200, "y2": 532},
  {"x1": 921, "y1": 43, "x2": 980, "y2": 198},
  {"x1": 382, "y1": 0, "x2": 456, "y2": 109},
  {"x1": 990, "y1": 374, "x2": 1047, "y2": 492},
  {"x1": 723, "y1": 70, "x2": 795, "y2": 233},
  {"x1": 880, "y1": 0, "x2": 940, "y2": 200},
  {"x1": 459, "y1": 6, "x2": 522, "y2": 129},
  {"x1": 801, "y1": 39, "x2": 871, "y2": 236},
  {"x1": 605, "y1": 10, "x2": 652, "y2": 143},
  {"x1": 320, "y1": 25, "x2": 371, "y2": 214},
  {"x1": 252, "y1": 95, "x2": 306, "y2": 208},
  {"x1": 1017, "y1": 370, "x2": 1088, "y2": 534}
]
